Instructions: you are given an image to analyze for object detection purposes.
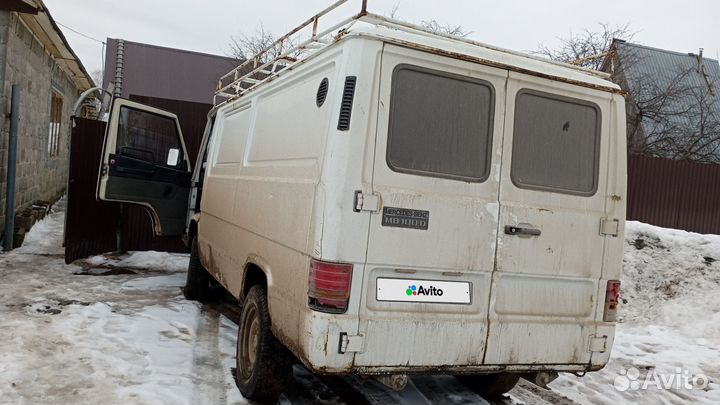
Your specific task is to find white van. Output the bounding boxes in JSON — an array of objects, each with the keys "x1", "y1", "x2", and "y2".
[{"x1": 97, "y1": 6, "x2": 626, "y2": 402}]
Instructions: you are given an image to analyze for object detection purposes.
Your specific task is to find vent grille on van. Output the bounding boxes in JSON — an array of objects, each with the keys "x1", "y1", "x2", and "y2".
[
  {"x1": 337, "y1": 76, "x2": 357, "y2": 131},
  {"x1": 316, "y1": 78, "x2": 329, "y2": 107}
]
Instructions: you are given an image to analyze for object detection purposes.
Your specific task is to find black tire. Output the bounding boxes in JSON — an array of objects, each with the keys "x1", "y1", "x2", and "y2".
[
  {"x1": 456, "y1": 373, "x2": 520, "y2": 398},
  {"x1": 182, "y1": 236, "x2": 211, "y2": 301},
  {"x1": 236, "y1": 285, "x2": 291, "y2": 403}
]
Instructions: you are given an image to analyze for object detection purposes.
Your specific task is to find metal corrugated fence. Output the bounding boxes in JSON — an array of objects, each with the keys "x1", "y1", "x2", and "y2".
[{"x1": 628, "y1": 154, "x2": 720, "y2": 234}]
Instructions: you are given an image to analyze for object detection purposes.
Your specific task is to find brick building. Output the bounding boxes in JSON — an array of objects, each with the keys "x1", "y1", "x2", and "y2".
[{"x1": 0, "y1": 0, "x2": 93, "y2": 236}]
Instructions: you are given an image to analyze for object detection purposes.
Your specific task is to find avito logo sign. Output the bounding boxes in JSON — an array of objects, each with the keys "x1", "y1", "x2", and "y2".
[{"x1": 405, "y1": 284, "x2": 444, "y2": 297}]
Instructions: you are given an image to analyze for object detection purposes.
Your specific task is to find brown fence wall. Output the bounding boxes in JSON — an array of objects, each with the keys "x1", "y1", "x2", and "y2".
[
  {"x1": 627, "y1": 154, "x2": 720, "y2": 234},
  {"x1": 65, "y1": 118, "x2": 120, "y2": 263}
]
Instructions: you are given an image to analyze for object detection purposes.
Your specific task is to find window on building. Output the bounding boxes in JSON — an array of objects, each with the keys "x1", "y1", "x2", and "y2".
[
  {"x1": 511, "y1": 90, "x2": 601, "y2": 196},
  {"x1": 48, "y1": 91, "x2": 63, "y2": 157},
  {"x1": 387, "y1": 65, "x2": 495, "y2": 183}
]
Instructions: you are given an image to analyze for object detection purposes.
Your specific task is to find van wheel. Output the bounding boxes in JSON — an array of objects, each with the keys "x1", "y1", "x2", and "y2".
[
  {"x1": 456, "y1": 373, "x2": 520, "y2": 398},
  {"x1": 236, "y1": 285, "x2": 290, "y2": 402},
  {"x1": 182, "y1": 236, "x2": 211, "y2": 301}
]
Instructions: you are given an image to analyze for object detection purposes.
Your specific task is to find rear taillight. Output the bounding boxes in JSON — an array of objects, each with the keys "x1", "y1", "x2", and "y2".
[
  {"x1": 603, "y1": 280, "x2": 621, "y2": 322},
  {"x1": 308, "y1": 259, "x2": 353, "y2": 314}
]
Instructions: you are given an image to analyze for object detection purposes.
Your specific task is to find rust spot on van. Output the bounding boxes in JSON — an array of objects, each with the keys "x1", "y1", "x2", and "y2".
[
  {"x1": 611, "y1": 194, "x2": 622, "y2": 202},
  {"x1": 200, "y1": 243, "x2": 226, "y2": 287}
]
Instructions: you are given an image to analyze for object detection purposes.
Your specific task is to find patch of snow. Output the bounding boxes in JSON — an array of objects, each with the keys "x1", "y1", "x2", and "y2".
[
  {"x1": 13, "y1": 197, "x2": 66, "y2": 255},
  {"x1": 620, "y1": 221, "x2": 720, "y2": 323},
  {"x1": 85, "y1": 251, "x2": 189, "y2": 273},
  {"x1": 121, "y1": 273, "x2": 187, "y2": 291}
]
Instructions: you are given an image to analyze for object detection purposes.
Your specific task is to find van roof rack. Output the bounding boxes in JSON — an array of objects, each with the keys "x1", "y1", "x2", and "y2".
[{"x1": 214, "y1": 0, "x2": 607, "y2": 106}]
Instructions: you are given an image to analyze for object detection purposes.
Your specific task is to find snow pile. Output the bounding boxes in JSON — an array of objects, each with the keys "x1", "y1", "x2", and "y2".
[
  {"x1": 551, "y1": 221, "x2": 720, "y2": 405},
  {"x1": 14, "y1": 197, "x2": 66, "y2": 256},
  {"x1": 620, "y1": 221, "x2": 720, "y2": 323}
]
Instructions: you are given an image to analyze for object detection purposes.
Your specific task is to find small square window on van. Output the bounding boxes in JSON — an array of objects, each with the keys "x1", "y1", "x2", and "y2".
[
  {"x1": 386, "y1": 65, "x2": 495, "y2": 182},
  {"x1": 511, "y1": 91, "x2": 601, "y2": 196}
]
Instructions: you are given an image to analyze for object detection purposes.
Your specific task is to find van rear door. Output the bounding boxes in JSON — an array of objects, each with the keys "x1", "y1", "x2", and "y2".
[
  {"x1": 484, "y1": 72, "x2": 613, "y2": 365},
  {"x1": 97, "y1": 98, "x2": 192, "y2": 236},
  {"x1": 353, "y1": 44, "x2": 507, "y2": 368}
]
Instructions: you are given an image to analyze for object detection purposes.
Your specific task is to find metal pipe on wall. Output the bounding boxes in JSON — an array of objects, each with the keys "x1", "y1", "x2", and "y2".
[{"x1": 3, "y1": 84, "x2": 20, "y2": 251}]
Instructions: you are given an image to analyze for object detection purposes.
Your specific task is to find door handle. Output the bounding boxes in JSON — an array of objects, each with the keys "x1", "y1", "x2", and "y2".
[{"x1": 504, "y1": 225, "x2": 541, "y2": 236}]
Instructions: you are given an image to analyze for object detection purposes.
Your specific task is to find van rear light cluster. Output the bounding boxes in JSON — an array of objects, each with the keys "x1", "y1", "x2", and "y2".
[
  {"x1": 308, "y1": 259, "x2": 353, "y2": 314},
  {"x1": 603, "y1": 280, "x2": 621, "y2": 322}
]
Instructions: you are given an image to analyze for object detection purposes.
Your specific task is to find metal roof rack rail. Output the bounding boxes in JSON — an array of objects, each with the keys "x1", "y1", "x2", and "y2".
[
  {"x1": 214, "y1": 0, "x2": 606, "y2": 105},
  {"x1": 214, "y1": 0, "x2": 364, "y2": 105}
]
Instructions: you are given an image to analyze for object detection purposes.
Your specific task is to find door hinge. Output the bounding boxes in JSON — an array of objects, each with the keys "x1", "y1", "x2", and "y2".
[
  {"x1": 600, "y1": 218, "x2": 619, "y2": 236},
  {"x1": 588, "y1": 335, "x2": 608, "y2": 353},
  {"x1": 353, "y1": 190, "x2": 380, "y2": 213},
  {"x1": 338, "y1": 332, "x2": 365, "y2": 353}
]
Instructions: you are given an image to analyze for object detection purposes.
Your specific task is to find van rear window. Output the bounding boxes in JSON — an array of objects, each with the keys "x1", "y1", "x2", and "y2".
[
  {"x1": 386, "y1": 65, "x2": 494, "y2": 182},
  {"x1": 511, "y1": 90, "x2": 601, "y2": 196}
]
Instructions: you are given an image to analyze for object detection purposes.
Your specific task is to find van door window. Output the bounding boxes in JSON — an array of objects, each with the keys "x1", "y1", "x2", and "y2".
[
  {"x1": 511, "y1": 90, "x2": 601, "y2": 196},
  {"x1": 117, "y1": 106, "x2": 184, "y2": 169},
  {"x1": 386, "y1": 65, "x2": 495, "y2": 182}
]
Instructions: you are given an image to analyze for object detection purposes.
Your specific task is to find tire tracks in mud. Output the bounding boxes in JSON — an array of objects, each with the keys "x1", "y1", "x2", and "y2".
[{"x1": 190, "y1": 306, "x2": 228, "y2": 405}]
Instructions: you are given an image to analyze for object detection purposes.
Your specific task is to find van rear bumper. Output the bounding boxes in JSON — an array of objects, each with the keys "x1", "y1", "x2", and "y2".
[
  {"x1": 287, "y1": 308, "x2": 608, "y2": 376},
  {"x1": 305, "y1": 362, "x2": 595, "y2": 376}
]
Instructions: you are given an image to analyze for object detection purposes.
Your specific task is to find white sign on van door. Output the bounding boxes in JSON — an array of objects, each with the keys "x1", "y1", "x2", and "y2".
[{"x1": 376, "y1": 278, "x2": 471, "y2": 304}]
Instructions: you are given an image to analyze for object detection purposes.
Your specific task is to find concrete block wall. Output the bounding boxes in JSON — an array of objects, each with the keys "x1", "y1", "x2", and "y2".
[{"x1": 0, "y1": 11, "x2": 81, "y2": 228}]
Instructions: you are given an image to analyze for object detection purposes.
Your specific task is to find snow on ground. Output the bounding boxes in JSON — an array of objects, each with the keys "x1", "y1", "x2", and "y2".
[
  {"x1": 0, "y1": 198, "x2": 245, "y2": 405},
  {"x1": 551, "y1": 221, "x2": 720, "y2": 405},
  {"x1": 1, "y1": 198, "x2": 719, "y2": 405}
]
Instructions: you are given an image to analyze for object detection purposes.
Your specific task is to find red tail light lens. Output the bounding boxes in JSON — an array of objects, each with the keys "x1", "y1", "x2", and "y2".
[
  {"x1": 308, "y1": 259, "x2": 353, "y2": 314},
  {"x1": 603, "y1": 280, "x2": 621, "y2": 322}
]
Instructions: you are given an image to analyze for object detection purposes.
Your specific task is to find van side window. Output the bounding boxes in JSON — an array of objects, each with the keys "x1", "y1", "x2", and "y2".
[
  {"x1": 117, "y1": 106, "x2": 183, "y2": 168},
  {"x1": 386, "y1": 65, "x2": 494, "y2": 182},
  {"x1": 511, "y1": 90, "x2": 601, "y2": 196}
]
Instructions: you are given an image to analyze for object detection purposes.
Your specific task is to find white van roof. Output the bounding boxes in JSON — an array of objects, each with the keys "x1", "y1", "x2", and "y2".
[{"x1": 343, "y1": 21, "x2": 621, "y2": 94}]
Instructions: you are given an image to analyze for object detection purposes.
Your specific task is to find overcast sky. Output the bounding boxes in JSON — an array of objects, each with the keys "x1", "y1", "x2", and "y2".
[{"x1": 44, "y1": 0, "x2": 720, "y2": 79}]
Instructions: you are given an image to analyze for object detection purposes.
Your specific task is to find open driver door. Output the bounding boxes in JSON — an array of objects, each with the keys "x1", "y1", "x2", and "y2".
[{"x1": 97, "y1": 98, "x2": 192, "y2": 237}]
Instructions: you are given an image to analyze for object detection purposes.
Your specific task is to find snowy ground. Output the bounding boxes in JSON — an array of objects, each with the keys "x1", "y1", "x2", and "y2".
[
  {"x1": 0, "y1": 199, "x2": 244, "y2": 405},
  {"x1": 1, "y1": 198, "x2": 718, "y2": 404}
]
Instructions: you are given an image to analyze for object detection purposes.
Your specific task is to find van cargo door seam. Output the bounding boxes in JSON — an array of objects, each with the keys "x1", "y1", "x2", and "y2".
[
  {"x1": 590, "y1": 93, "x2": 615, "y2": 366},
  {"x1": 481, "y1": 70, "x2": 510, "y2": 365}
]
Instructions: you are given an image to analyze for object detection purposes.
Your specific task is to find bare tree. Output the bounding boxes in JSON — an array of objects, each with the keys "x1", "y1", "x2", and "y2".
[
  {"x1": 627, "y1": 66, "x2": 720, "y2": 163},
  {"x1": 228, "y1": 23, "x2": 279, "y2": 63},
  {"x1": 91, "y1": 69, "x2": 103, "y2": 88},
  {"x1": 419, "y1": 20, "x2": 472, "y2": 38},
  {"x1": 389, "y1": 2, "x2": 400, "y2": 19},
  {"x1": 387, "y1": 4, "x2": 471, "y2": 38},
  {"x1": 538, "y1": 23, "x2": 720, "y2": 163},
  {"x1": 535, "y1": 22, "x2": 635, "y2": 70}
]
